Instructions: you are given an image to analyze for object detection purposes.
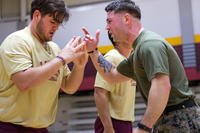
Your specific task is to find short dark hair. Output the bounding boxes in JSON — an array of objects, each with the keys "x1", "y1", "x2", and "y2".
[
  {"x1": 105, "y1": 0, "x2": 141, "y2": 20},
  {"x1": 31, "y1": 0, "x2": 69, "y2": 23}
]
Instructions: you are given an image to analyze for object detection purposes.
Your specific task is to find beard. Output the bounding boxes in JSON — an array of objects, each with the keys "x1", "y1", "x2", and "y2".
[{"x1": 36, "y1": 19, "x2": 52, "y2": 42}]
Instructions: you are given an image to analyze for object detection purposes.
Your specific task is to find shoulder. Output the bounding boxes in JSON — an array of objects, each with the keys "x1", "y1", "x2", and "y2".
[
  {"x1": 105, "y1": 49, "x2": 118, "y2": 55},
  {"x1": 105, "y1": 49, "x2": 123, "y2": 58},
  {"x1": 104, "y1": 49, "x2": 125, "y2": 64},
  {"x1": 47, "y1": 42, "x2": 61, "y2": 54},
  {"x1": 48, "y1": 41, "x2": 60, "y2": 49},
  {"x1": 138, "y1": 30, "x2": 170, "y2": 53}
]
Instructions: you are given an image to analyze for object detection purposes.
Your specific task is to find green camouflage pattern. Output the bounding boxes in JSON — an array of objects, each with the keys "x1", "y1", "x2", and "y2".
[{"x1": 153, "y1": 107, "x2": 200, "y2": 133}]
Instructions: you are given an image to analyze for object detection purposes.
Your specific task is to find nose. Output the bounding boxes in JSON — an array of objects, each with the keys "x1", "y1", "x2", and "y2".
[{"x1": 53, "y1": 23, "x2": 59, "y2": 31}]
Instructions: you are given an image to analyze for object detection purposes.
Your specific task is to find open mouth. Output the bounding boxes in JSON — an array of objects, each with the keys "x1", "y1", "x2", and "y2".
[
  {"x1": 108, "y1": 31, "x2": 114, "y2": 38},
  {"x1": 49, "y1": 32, "x2": 54, "y2": 37}
]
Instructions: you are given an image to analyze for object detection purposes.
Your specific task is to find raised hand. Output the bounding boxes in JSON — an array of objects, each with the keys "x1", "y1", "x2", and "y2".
[
  {"x1": 59, "y1": 36, "x2": 86, "y2": 64},
  {"x1": 82, "y1": 27, "x2": 100, "y2": 52}
]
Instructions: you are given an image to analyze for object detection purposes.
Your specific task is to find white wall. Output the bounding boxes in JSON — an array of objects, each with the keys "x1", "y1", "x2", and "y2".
[
  {"x1": 53, "y1": 0, "x2": 182, "y2": 48},
  {"x1": 0, "y1": 21, "x2": 18, "y2": 43},
  {"x1": 192, "y1": 0, "x2": 200, "y2": 34},
  {"x1": 139, "y1": 0, "x2": 181, "y2": 38},
  {"x1": 0, "y1": 0, "x2": 197, "y2": 47},
  {"x1": 53, "y1": 2, "x2": 110, "y2": 48}
]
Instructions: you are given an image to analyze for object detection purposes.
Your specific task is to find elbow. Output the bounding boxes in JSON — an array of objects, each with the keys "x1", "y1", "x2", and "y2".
[
  {"x1": 166, "y1": 84, "x2": 171, "y2": 93},
  {"x1": 67, "y1": 90, "x2": 76, "y2": 95},
  {"x1": 168, "y1": 84, "x2": 171, "y2": 90},
  {"x1": 94, "y1": 88, "x2": 100, "y2": 98},
  {"x1": 165, "y1": 79, "x2": 171, "y2": 92},
  {"x1": 11, "y1": 74, "x2": 31, "y2": 92},
  {"x1": 163, "y1": 82, "x2": 171, "y2": 95},
  {"x1": 94, "y1": 87, "x2": 107, "y2": 98},
  {"x1": 15, "y1": 83, "x2": 30, "y2": 92},
  {"x1": 62, "y1": 87, "x2": 78, "y2": 94}
]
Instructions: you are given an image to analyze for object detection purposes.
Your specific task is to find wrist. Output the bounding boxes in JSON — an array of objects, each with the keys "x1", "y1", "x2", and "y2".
[
  {"x1": 137, "y1": 122, "x2": 152, "y2": 133},
  {"x1": 141, "y1": 118, "x2": 153, "y2": 128},
  {"x1": 73, "y1": 64, "x2": 86, "y2": 70},
  {"x1": 88, "y1": 48, "x2": 98, "y2": 54},
  {"x1": 56, "y1": 55, "x2": 66, "y2": 66}
]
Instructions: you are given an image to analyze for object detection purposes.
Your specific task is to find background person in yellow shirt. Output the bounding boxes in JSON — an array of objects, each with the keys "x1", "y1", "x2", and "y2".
[
  {"x1": 0, "y1": 0, "x2": 87, "y2": 132},
  {"x1": 94, "y1": 32, "x2": 136, "y2": 133}
]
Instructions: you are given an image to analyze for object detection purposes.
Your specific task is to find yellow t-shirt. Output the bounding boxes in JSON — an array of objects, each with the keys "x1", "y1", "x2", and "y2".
[
  {"x1": 0, "y1": 27, "x2": 70, "y2": 128},
  {"x1": 95, "y1": 49, "x2": 136, "y2": 122}
]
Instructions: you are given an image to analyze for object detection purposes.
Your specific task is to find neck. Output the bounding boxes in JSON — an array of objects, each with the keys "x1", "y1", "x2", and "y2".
[
  {"x1": 116, "y1": 45, "x2": 132, "y2": 58},
  {"x1": 29, "y1": 22, "x2": 46, "y2": 45},
  {"x1": 128, "y1": 29, "x2": 143, "y2": 48},
  {"x1": 128, "y1": 20, "x2": 143, "y2": 47}
]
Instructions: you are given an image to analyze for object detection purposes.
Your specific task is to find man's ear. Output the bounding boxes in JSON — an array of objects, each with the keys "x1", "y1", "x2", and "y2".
[
  {"x1": 123, "y1": 13, "x2": 131, "y2": 24},
  {"x1": 33, "y1": 10, "x2": 41, "y2": 20}
]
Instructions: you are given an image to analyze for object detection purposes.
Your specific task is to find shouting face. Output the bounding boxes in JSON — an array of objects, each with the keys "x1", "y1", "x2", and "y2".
[
  {"x1": 106, "y1": 11, "x2": 127, "y2": 44},
  {"x1": 36, "y1": 14, "x2": 60, "y2": 42}
]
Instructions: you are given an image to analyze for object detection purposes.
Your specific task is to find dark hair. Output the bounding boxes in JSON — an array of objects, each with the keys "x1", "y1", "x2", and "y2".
[
  {"x1": 105, "y1": 0, "x2": 141, "y2": 20},
  {"x1": 31, "y1": 0, "x2": 69, "y2": 23},
  {"x1": 108, "y1": 32, "x2": 116, "y2": 47}
]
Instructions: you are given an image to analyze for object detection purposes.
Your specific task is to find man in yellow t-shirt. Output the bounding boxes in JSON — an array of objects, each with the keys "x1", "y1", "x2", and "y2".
[
  {"x1": 94, "y1": 33, "x2": 136, "y2": 133},
  {"x1": 0, "y1": 0, "x2": 87, "y2": 132}
]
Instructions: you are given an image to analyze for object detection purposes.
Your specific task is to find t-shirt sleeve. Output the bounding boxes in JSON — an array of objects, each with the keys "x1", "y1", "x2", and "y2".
[
  {"x1": 94, "y1": 72, "x2": 115, "y2": 92},
  {"x1": 117, "y1": 54, "x2": 135, "y2": 79},
  {"x1": 63, "y1": 65, "x2": 71, "y2": 78},
  {"x1": 139, "y1": 40, "x2": 169, "y2": 81},
  {"x1": 0, "y1": 36, "x2": 32, "y2": 78}
]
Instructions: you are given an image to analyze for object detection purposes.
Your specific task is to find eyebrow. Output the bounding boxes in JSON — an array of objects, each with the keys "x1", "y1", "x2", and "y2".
[
  {"x1": 48, "y1": 13, "x2": 63, "y2": 24},
  {"x1": 53, "y1": 16, "x2": 63, "y2": 24}
]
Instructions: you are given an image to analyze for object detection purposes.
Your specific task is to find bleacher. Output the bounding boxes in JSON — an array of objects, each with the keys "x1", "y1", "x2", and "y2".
[
  {"x1": 48, "y1": 86, "x2": 200, "y2": 133},
  {"x1": 48, "y1": 91, "x2": 146, "y2": 133}
]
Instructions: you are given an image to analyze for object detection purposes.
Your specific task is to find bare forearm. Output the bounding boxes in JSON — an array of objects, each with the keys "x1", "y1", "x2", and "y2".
[
  {"x1": 94, "y1": 88, "x2": 114, "y2": 130},
  {"x1": 89, "y1": 50, "x2": 128, "y2": 83},
  {"x1": 89, "y1": 50, "x2": 114, "y2": 81},
  {"x1": 11, "y1": 36, "x2": 87, "y2": 91},
  {"x1": 61, "y1": 65, "x2": 85, "y2": 94},
  {"x1": 11, "y1": 57, "x2": 64, "y2": 91},
  {"x1": 142, "y1": 87, "x2": 169, "y2": 127},
  {"x1": 141, "y1": 75, "x2": 171, "y2": 128}
]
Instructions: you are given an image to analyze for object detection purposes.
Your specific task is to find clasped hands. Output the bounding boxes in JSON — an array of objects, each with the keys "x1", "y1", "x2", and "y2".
[{"x1": 58, "y1": 27, "x2": 100, "y2": 67}]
